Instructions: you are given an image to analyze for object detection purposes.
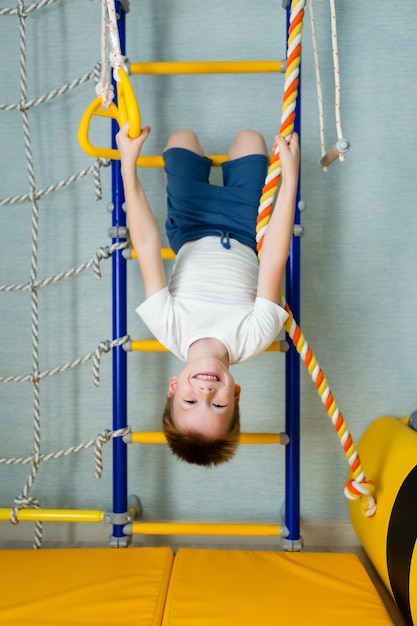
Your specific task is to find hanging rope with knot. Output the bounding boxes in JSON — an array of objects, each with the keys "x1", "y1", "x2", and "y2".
[{"x1": 256, "y1": 0, "x2": 375, "y2": 516}]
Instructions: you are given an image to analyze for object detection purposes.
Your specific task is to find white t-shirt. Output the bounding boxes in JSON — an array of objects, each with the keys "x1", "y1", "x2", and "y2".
[{"x1": 136, "y1": 237, "x2": 288, "y2": 364}]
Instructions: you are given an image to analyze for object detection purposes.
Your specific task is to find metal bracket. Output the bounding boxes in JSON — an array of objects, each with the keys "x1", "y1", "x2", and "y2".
[
  {"x1": 109, "y1": 533, "x2": 132, "y2": 548},
  {"x1": 103, "y1": 510, "x2": 133, "y2": 525},
  {"x1": 108, "y1": 226, "x2": 129, "y2": 240},
  {"x1": 281, "y1": 535, "x2": 304, "y2": 552},
  {"x1": 118, "y1": 1, "x2": 130, "y2": 14}
]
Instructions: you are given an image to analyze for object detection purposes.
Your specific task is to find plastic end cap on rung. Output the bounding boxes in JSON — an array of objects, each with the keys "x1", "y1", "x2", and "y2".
[
  {"x1": 280, "y1": 432, "x2": 290, "y2": 445},
  {"x1": 122, "y1": 248, "x2": 133, "y2": 260}
]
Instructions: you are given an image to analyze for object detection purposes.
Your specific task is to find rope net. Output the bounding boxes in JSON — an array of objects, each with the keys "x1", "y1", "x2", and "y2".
[{"x1": 0, "y1": 0, "x2": 127, "y2": 548}]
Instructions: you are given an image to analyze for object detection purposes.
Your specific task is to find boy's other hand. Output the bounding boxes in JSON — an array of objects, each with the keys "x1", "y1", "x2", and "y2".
[{"x1": 273, "y1": 132, "x2": 300, "y2": 182}]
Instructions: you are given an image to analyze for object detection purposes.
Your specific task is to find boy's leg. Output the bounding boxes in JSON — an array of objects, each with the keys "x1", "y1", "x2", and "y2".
[
  {"x1": 219, "y1": 131, "x2": 268, "y2": 252},
  {"x1": 164, "y1": 130, "x2": 205, "y2": 156},
  {"x1": 228, "y1": 130, "x2": 268, "y2": 160},
  {"x1": 163, "y1": 131, "x2": 216, "y2": 253}
]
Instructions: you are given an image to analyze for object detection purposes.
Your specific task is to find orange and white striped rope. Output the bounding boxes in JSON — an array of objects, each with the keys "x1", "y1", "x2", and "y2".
[
  {"x1": 256, "y1": 0, "x2": 304, "y2": 254},
  {"x1": 280, "y1": 297, "x2": 376, "y2": 516},
  {"x1": 258, "y1": 0, "x2": 376, "y2": 516}
]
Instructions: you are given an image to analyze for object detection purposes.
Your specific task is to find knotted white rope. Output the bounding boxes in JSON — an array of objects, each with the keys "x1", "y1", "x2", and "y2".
[{"x1": 96, "y1": 0, "x2": 128, "y2": 107}]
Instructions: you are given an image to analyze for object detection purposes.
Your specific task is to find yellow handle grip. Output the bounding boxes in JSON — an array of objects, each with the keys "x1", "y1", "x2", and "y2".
[
  {"x1": 117, "y1": 69, "x2": 141, "y2": 137},
  {"x1": 78, "y1": 97, "x2": 120, "y2": 160},
  {"x1": 78, "y1": 69, "x2": 141, "y2": 159}
]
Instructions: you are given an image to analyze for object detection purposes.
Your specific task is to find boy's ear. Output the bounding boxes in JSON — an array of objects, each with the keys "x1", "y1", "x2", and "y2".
[
  {"x1": 234, "y1": 384, "x2": 241, "y2": 403},
  {"x1": 167, "y1": 376, "x2": 178, "y2": 398}
]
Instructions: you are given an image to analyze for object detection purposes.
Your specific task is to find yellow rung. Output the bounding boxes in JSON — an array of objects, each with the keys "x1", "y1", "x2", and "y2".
[
  {"x1": 130, "y1": 60, "x2": 283, "y2": 75},
  {"x1": 161, "y1": 247, "x2": 175, "y2": 260},
  {"x1": 136, "y1": 154, "x2": 273, "y2": 168},
  {"x1": 129, "y1": 247, "x2": 175, "y2": 261},
  {"x1": 126, "y1": 432, "x2": 288, "y2": 445},
  {"x1": 130, "y1": 340, "x2": 169, "y2": 352},
  {"x1": 239, "y1": 433, "x2": 287, "y2": 444},
  {"x1": 129, "y1": 521, "x2": 283, "y2": 536},
  {"x1": 0, "y1": 508, "x2": 105, "y2": 523},
  {"x1": 127, "y1": 340, "x2": 287, "y2": 353},
  {"x1": 137, "y1": 154, "x2": 228, "y2": 168},
  {"x1": 127, "y1": 432, "x2": 167, "y2": 444},
  {"x1": 265, "y1": 341, "x2": 288, "y2": 352}
]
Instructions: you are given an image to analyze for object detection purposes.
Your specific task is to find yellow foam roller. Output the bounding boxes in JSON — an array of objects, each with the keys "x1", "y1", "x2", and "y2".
[{"x1": 349, "y1": 415, "x2": 417, "y2": 625}]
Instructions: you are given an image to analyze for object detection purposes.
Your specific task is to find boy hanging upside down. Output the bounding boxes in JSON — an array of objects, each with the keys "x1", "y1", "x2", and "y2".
[{"x1": 116, "y1": 123, "x2": 300, "y2": 467}]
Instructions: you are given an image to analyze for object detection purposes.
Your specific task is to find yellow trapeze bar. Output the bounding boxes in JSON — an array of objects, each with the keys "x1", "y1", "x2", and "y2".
[
  {"x1": 0, "y1": 508, "x2": 105, "y2": 523},
  {"x1": 130, "y1": 60, "x2": 283, "y2": 75},
  {"x1": 129, "y1": 521, "x2": 283, "y2": 537},
  {"x1": 126, "y1": 432, "x2": 287, "y2": 445},
  {"x1": 128, "y1": 339, "x2": 287, "y2": 353}
]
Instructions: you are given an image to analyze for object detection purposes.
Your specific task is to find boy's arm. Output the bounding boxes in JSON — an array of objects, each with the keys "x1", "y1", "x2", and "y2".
[
  {"x1": 116, "y1": 123, "x2": 167, "y2": 298},
  {"x1": 256, "y1": 133, "x2": 300, "y2": 305}
]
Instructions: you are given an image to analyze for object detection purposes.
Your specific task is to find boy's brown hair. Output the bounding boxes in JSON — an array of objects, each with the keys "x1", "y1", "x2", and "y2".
[{"x1": 162, "y1": 398, "x2": 240, "y2": 467}]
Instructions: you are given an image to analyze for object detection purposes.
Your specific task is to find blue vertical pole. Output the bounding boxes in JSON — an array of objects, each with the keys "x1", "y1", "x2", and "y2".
[
  {"x1": 284, "y1": 4, "x2": 302, "y2": 548},
  {"x1": 111, "y1": 2, "x2": 128, "y2": 544}
]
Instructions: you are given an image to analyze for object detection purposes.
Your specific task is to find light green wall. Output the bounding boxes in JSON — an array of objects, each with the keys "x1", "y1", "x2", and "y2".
[{"x1": 1, "y1": 0, "x2": 416, "y2": 544}]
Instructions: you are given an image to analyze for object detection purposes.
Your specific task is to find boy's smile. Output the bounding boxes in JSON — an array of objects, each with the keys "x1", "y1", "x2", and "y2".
[{"x1": 192, "y1": 372, "x2": 221, "y2": 382}]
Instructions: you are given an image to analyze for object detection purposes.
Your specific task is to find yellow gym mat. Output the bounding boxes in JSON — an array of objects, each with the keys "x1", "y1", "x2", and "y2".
[
  {"x1": 0, "y1": 546, "x2": 173, "y2": 626},
  {"x1": 162, "y1": 549, "x2": 395, "y2": 625},
  {"x1": 0, "y1": 546, "x2": 396, "y2": 625}
]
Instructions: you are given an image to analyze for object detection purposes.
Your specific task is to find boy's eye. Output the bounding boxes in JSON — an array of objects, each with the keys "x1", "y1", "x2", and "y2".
[
  {"x1": 212, "y1": 403, "x2": 226, "y2": 409},
  {"x1": 184, "y1": 400, "x2": 196, "y2": 404}
]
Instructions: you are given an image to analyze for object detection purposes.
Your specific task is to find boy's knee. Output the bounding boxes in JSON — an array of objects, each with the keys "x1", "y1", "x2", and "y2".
[
  {"x1": 165, "y1": 130, "x2": 204, "y2": 155},
  {"x1": 229, "y1": 130, "x2": 267, "y2": 159}
]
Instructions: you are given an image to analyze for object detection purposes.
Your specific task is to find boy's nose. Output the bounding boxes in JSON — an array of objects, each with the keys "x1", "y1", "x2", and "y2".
[{"x1": 197, "y1": 384, "x2": 215, "y2": 394}]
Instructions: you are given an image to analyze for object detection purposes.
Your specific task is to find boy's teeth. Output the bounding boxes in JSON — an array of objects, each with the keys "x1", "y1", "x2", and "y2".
[{"x1": 195, "y1": 374, "x2": 218, "y2": 381}]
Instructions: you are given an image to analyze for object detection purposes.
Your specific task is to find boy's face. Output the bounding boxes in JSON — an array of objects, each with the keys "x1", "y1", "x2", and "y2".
[{"x1": 167, "y1": 357, "x2": 241, "y2": 440}]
